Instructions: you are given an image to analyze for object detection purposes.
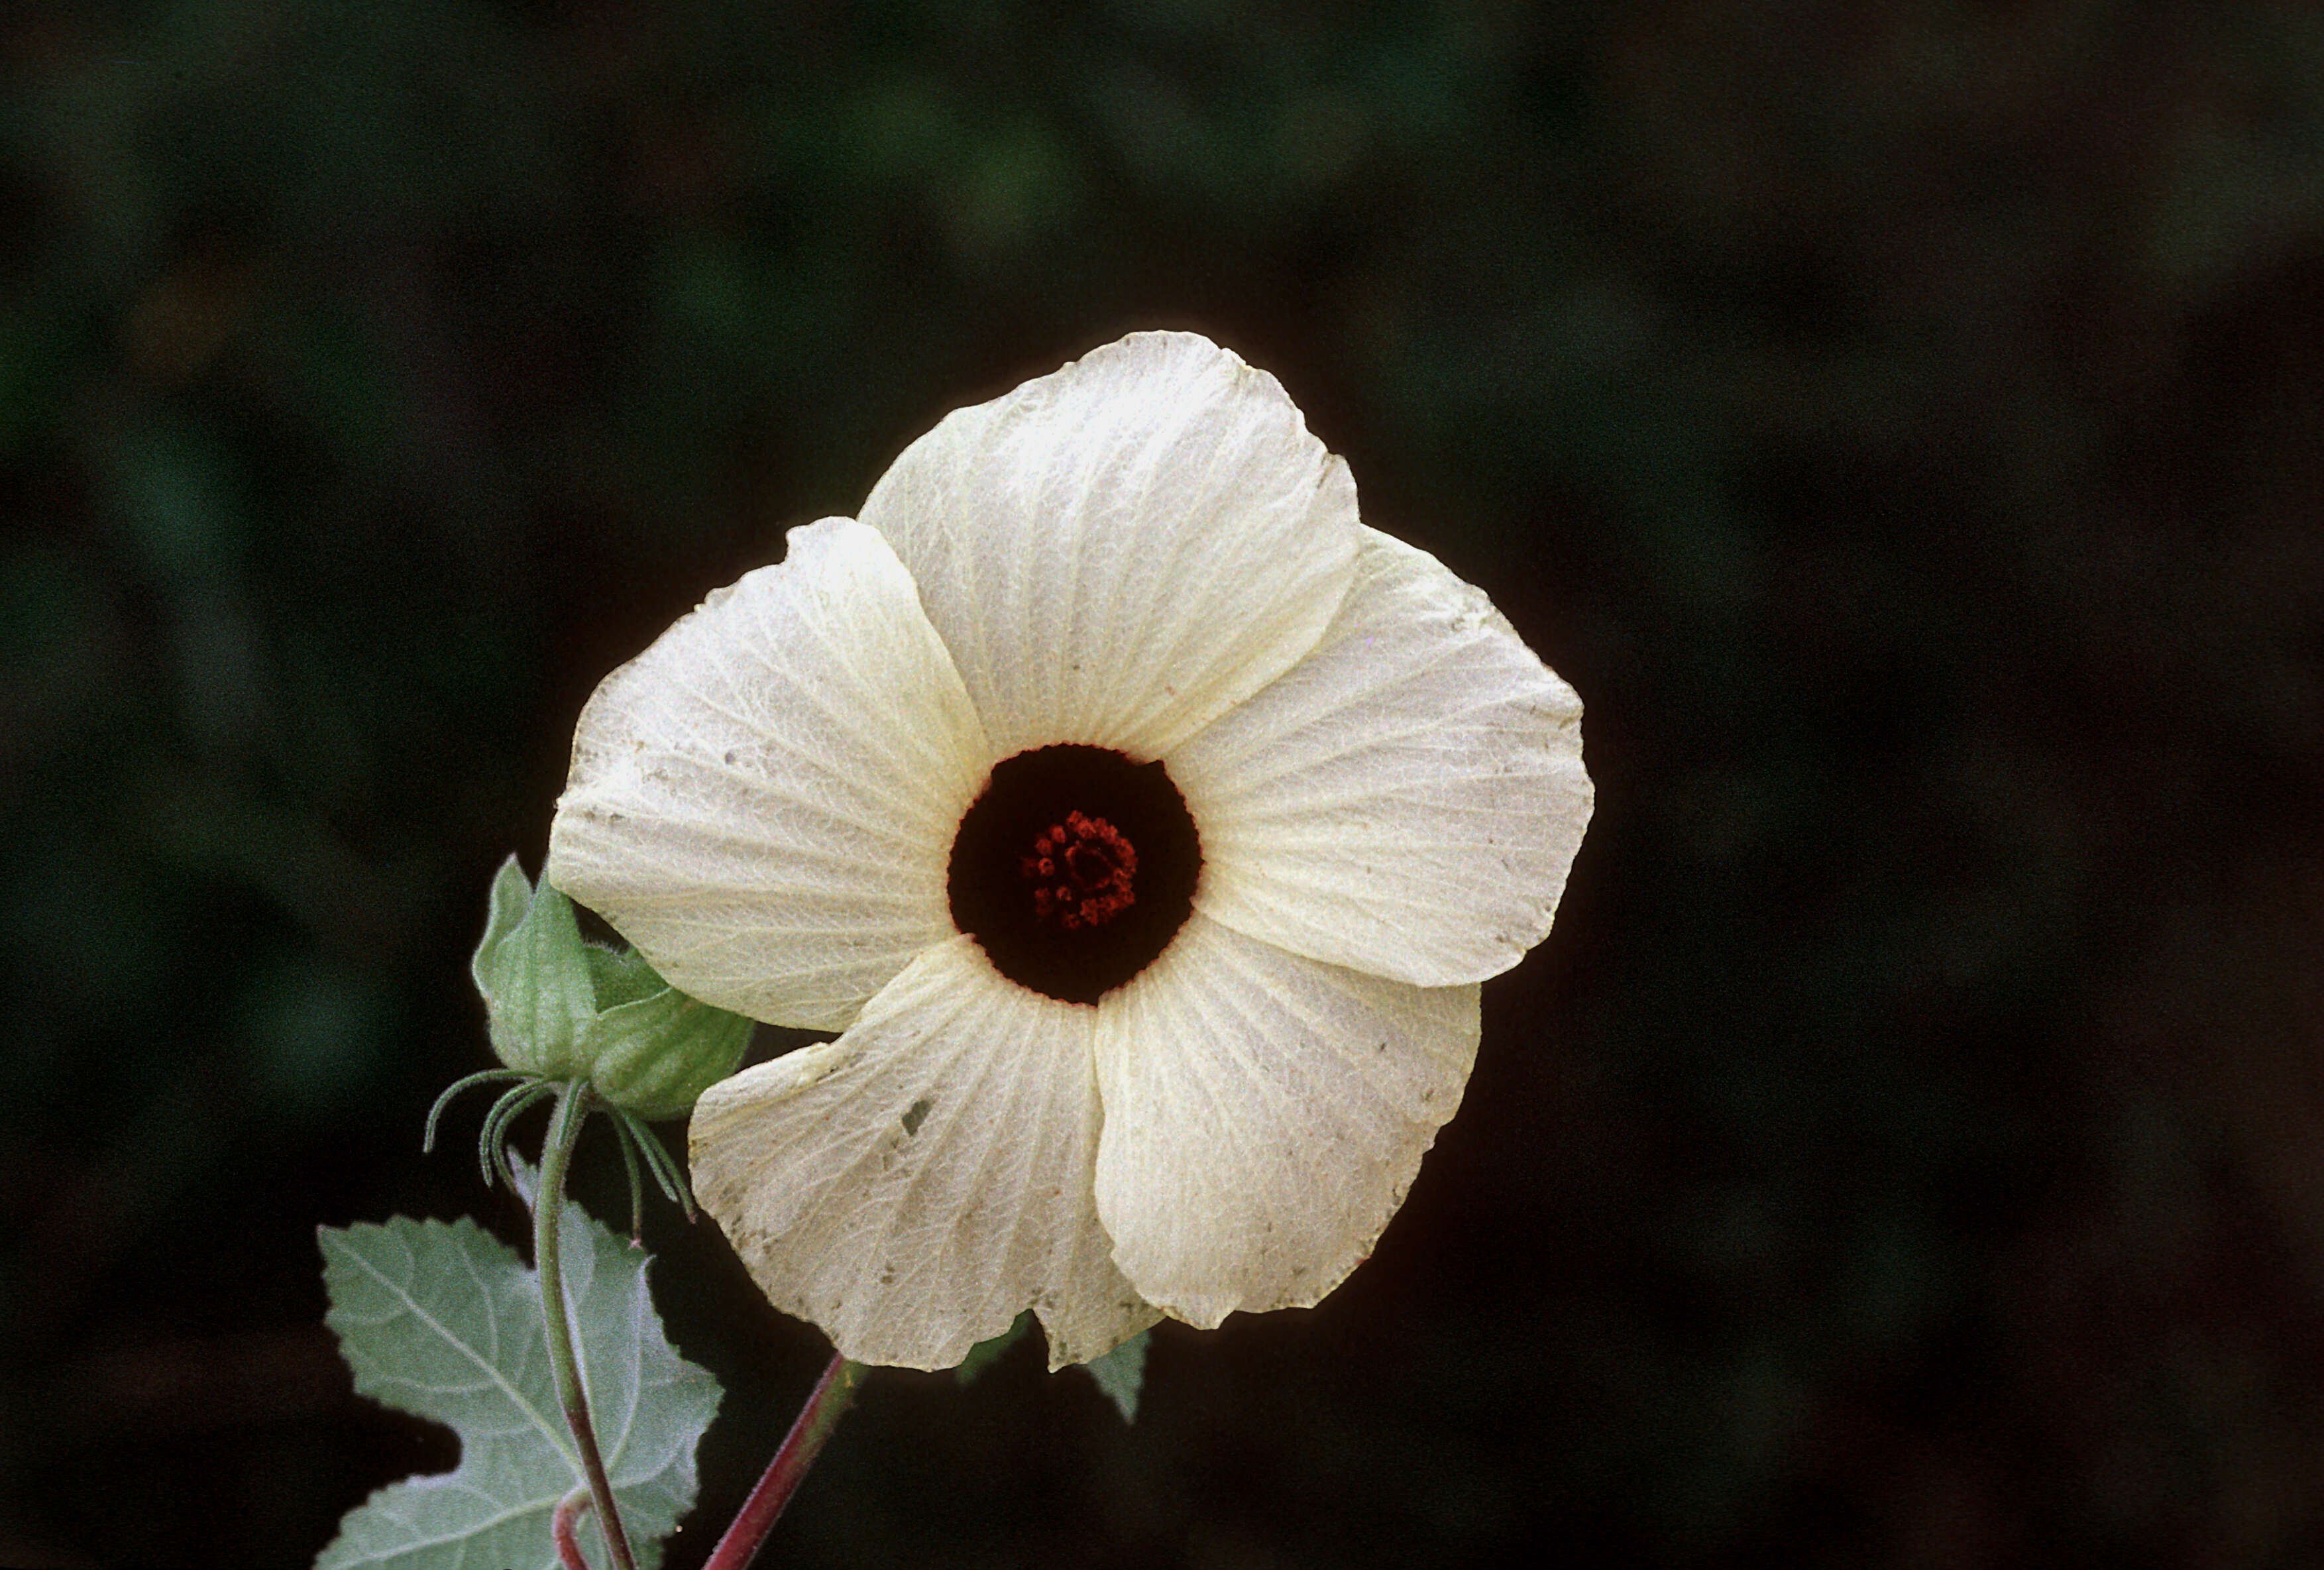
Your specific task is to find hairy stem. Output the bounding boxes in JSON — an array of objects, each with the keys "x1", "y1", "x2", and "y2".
[
  {"x1": 535, "y1": 1082, "x2": 638, "y2": 1570},
  {"x1": 702, "y1": 1353, "x2": 867, "y2": 1570},
  {"x1": 552, "y1": 1489, "x2": 594, "y2": 1570}
]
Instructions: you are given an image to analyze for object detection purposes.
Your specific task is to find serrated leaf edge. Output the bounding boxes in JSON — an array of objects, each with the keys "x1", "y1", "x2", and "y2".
[{"x1": 322, "y1": 1218, "x2": 581, "y2": 1472}]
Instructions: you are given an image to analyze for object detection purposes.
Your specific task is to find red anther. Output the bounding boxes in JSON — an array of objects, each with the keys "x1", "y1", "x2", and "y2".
[{"x1": 1019, "y1": 811, "x2": 1138, "y2": 930}]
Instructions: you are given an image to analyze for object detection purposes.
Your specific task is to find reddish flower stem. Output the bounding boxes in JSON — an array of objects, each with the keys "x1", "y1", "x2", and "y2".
[
  {"x1": 553, "y1": 1489, "x2": 593, "y2": 1570},
  {"x1": 702, "y1": 1353, "x2": 866, "y2": 1570}
]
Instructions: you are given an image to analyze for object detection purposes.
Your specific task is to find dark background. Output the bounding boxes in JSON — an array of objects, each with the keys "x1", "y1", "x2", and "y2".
[{"x1": 7, "y1": 2, "x2": 2324, "y2": 1565}]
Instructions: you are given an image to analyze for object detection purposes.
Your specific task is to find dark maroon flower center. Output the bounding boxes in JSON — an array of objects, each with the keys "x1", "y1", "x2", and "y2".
[{"x1": 949, "y1": 745, "x2": 1199, "y2": 1005}]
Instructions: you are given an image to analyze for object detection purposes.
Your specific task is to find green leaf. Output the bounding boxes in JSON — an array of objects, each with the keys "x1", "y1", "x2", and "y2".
[
  {"x1": 315, "y1": 1206, "x2": 720, "y2": 1569},
  {"x1": 954, "y1": 1310, "x2": 1031, "y2": 1385},
  {"x1": 1080, "y1": 1329, "x2": 1150, "y2": 1424}
]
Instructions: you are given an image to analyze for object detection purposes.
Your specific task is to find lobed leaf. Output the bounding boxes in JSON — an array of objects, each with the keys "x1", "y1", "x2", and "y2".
[{"x1": 316, "y1": 1206, "x2": 718, "y2": 1569}]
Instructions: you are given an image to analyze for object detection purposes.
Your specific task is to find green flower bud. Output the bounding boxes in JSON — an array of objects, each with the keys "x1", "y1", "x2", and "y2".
[{"x1": 471, "y1": 856, "x2": 751, "y2": 1119}]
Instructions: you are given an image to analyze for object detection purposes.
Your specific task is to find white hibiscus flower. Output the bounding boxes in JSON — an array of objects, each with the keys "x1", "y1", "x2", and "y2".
[{"x1": 547, "y1": 331, "x2": 1592, "y2": 1371}]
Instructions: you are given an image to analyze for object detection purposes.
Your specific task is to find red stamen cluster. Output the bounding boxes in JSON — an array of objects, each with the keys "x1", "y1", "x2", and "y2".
[{"x1": 1020, "y1": 811, "x2": 1138, "y2": 930}]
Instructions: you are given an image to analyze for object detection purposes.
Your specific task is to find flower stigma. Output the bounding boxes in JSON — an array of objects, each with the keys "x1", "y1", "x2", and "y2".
[{"x1": 1023, "y1": 811, "x2": 1136, "y2": 930}]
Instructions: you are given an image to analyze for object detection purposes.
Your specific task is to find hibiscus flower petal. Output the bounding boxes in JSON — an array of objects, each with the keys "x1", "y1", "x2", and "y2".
[
  {"x1": 859, "y1": 331, "x2": 1360, "y2": 759},
  {"x1": 1091, "y1": 914, "x2": 1479, "y2": 1326},
  {"x1": 1170, "y1": 526, "x2": 1590, "y2": 988},
  {"x1": 691, "y1": 934, "x2": 1160, "y2": 1371},
  {"x1": 548, "y1": 518, "x2": 991, "y2": 1032}
]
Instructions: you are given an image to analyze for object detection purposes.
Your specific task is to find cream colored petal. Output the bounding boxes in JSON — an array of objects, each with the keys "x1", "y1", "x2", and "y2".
[
  {"x1": 1170, "y1": 526, "x2": 1591, "y2": 988},
  {"x1": 1092, "y1": 913, "x2": 1479, "y2": 1327},
  {"x1": 548, "y1": 518, "x2": 991, "y2": 1032},
  {"x1": 859, "y1": 331, "x2": 1360, "y2": 759},
  {"x1": 690, "y1": 934, "x2": 1159, "y2": 1371}
]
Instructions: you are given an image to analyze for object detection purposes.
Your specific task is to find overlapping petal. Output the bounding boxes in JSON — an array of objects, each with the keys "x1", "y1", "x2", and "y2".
[
  {"x1": 689, "y1": 934, "x2": 1160, "y2": 1371},
  {"x1": 859, "y1": 331, "x2": 1361, "y2": 760},
  {"x1": 549, "y1": 519, "x2": 991, "y2": 1033},
  {"x1": 1090, "y1": 914, "x2": 1480, "y2": 1326},
  {"x1": 1170, "y1": 526, "x2": 1590, "y2": 987}
]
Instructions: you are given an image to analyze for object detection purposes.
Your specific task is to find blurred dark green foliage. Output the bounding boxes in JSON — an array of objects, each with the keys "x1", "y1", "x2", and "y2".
[{"x1": 5, "y1": 1, "x2": 2324, "y2": 1565}]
